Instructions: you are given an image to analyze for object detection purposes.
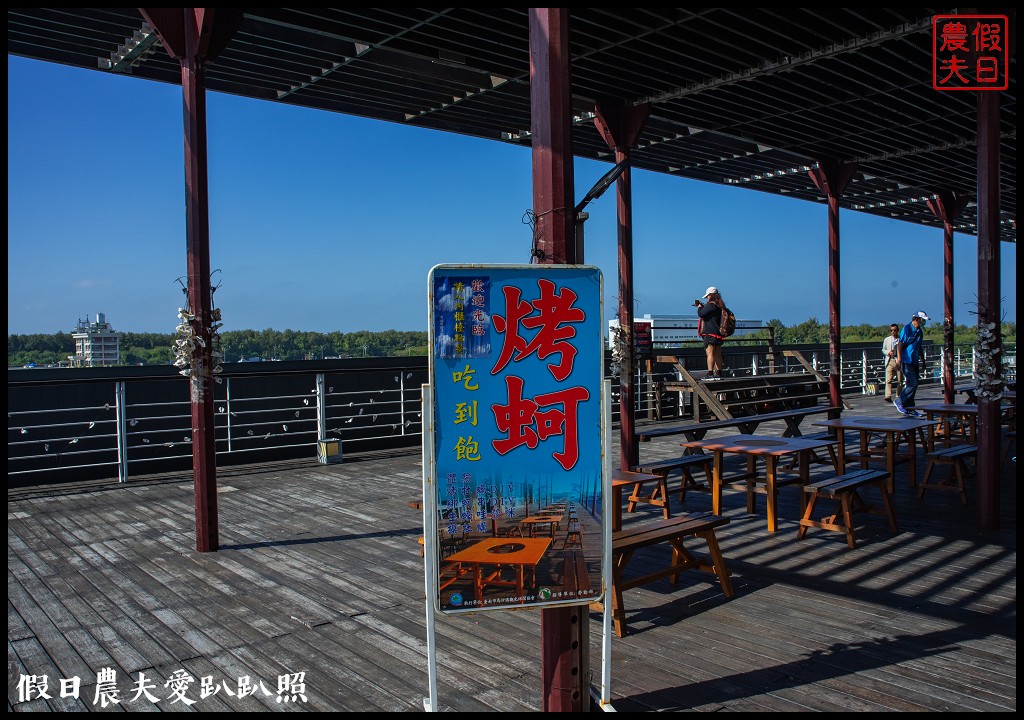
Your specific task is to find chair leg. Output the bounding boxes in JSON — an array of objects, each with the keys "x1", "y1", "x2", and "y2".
[
  {"x1": 697, "y1": 530, "x2": 733, "y2": 597},
  {"x1": 877, "y1": 482, "x2": 898, "y2": 533},
  {"x1": 953, "y1": 460, "x2": 969, "y2": 505},
  {"x1": 825, "y1": 445, "x2": 839, "y2": 471},
  {"x1": 918, "y1": 459, "x2": 938, "y2": 499},
  {"x1": 840, "y1": 493, "x2": 857, "y2": 549},
  {"x1": 797, "y1": 492, "x2": 819, "y2": 540}
]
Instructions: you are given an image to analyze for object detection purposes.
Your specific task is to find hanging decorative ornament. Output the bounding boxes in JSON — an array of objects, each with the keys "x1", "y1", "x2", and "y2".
[
  {"x1": 609, "y1": 323, "x2": 629, "y2": 379},
  {"x1": 172, "y1": 272, "x2": 226, "y2": 380}
]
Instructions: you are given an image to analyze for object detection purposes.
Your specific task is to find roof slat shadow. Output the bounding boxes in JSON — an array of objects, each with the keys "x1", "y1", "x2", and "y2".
[{"x1": 6, "y1": 6, "x2": 1015, "y2": 242}]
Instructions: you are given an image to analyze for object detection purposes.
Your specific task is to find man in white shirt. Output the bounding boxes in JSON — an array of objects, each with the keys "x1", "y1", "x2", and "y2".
[{"x1": 882, "y1": 323, "x2": 902, "y2": 402}]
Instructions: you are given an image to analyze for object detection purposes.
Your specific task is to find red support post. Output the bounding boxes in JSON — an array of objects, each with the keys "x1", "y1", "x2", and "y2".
[
  {"x1": 529, "y1": 8, "x2": 576, "y2": 265},
  {"x1": 975, "y1": 89, "x2": 1001, "y2": 532},
  {"x1": 141, "y1": 8, "x2": 240, "y2": 552},
  {"x1": 808, "y1": 160, "x2": 857, "y2": 411},
  {"x1": 926, "y1": 192, "x2": 968, "y2": 404},
  {"x1": 529, "y1": 8, "x2": 587, "y2": 711},
  {"x1": 182, "y1": 30, "x2": 218, "y2": 552},
  {"x1": 594, "y1": 100, "x2": 650, "y2": 472}
]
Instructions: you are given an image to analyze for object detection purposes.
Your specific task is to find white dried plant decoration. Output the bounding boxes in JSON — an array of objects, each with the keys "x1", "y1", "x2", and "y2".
[
  {"x1": 610, "y1": 323, "x2": 629, "y2": 379},
  {"x1": 970, "y1": 299, "x2": 1005, "y2": 401},
  {"x1": 173, "y1": 275, "x2": 225, "y2": 380},
  {"x1": 974, "y1": 320, "x2": 1004, "y2": 400}
]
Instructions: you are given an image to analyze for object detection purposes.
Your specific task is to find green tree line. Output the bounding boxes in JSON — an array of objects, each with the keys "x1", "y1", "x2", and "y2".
[
  {"x1": 8, "y1": 321, "x2": 1017, "y2": 367},
  {"x1": 758, "y1": 318, "x2": 1016, "y2": 346},
  {"x1": 8, "y1": 329, "x2": 431, "y2": 367}
]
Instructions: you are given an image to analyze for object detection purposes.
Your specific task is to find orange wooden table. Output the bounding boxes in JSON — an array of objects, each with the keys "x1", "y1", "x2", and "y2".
[
  {"x1": 812, "y1": 415, "x2": 938, "y2": 492},
  {"x1": 517, "y1": 515, "x2": 563, "y2": 537},
  {"x1": 444, "y1": 537, "x2": 552, "y2": 602},
  {"x1": 679, "y1": 434, "x2": 838, "y2": 532},
  {"x1": 916, "y1": 403, "x2": 978, "y2": 449}
]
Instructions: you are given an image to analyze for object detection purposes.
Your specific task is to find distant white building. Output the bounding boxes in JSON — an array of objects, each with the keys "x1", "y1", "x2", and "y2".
[
  {"x1": 609, "y1": 313, "x2": 764, "y2": 349},
  {"x1": 69, "y1": 313, "x2": 121, "y2": 367}
]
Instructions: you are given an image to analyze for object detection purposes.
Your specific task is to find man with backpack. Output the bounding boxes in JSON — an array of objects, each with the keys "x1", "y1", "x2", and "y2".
[{"x1": 696, "y1": 286, "x2": 731, "y2": 379}]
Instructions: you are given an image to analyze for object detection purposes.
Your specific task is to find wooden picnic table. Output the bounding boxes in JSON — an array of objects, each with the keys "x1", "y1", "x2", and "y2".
[
  {"x1": 916, "y1": 403, "x2": 978, "y2": 449},
  {"x1": 637, "y1": 405, "x2": 841, "y2": 444},
  {"x1": 812, "y1": 415, "x2": 939, "y2": 493},
  {"x1": 444, "y1": 536, "x2": 552, "y2": 604},
  {"x1": 678, "y1": 434, "x2": 839, "y2": 533},
  {"x1": 954, "y1": 383, "x2": 979, "y2": 404},
  {"x1": 955, "y1": 383, "x2": 1016, "y2": 405}
]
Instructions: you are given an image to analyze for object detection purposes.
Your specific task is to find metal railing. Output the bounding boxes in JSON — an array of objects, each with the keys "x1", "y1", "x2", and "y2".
[
  {"x1": 9, "y1": 361, "x2": 429, "y2": 484},
  {"x1": 613, "y1": 341, "x2": 1015, "y2": 422},
  {"x1": 8, "y1": 343, "x2": 1015, "y2": 485}
]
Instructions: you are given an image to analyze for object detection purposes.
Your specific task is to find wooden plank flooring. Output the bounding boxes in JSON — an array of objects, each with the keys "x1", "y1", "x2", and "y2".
[{"x1": 8, "y1": 386, "x2": 1015, "y2": 712}]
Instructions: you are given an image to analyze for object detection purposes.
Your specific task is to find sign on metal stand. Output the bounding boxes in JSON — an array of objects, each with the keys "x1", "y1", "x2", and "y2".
[
  {"x1": 421, "y1": 383, "x2": 439, "y2": 712},
  {"x1": 598, "y1": 377, "x2": 615, "y2": 711},
  {"x1": 420, "y1": 264, "x2": 614, "y2": 710}
]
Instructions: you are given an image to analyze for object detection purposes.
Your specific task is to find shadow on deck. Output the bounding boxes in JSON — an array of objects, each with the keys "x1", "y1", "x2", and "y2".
[{"x1": 8, "y1": 386, "x2": 1016, "y2": 711}]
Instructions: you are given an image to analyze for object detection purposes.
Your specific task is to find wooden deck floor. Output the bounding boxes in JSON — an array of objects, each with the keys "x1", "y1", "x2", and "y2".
[{"x1": 8, "y1": 386, "x2": 1016, "y2": 712}]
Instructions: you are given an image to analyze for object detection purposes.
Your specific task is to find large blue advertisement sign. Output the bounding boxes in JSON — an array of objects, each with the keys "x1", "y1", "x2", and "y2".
[{"x1": 428, "y1": 264, "x2": 604, "y2": 613}]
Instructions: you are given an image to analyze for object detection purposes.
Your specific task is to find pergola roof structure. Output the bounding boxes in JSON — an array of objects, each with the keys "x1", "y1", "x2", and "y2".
[{"x1": 7, "y1": 7, "x2": 1016, "y2": 242}]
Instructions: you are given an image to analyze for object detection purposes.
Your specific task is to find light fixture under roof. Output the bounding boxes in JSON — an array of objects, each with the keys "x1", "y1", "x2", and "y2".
[{"x1": 98, "y1": 22, "x2": 159, "y2": 74}]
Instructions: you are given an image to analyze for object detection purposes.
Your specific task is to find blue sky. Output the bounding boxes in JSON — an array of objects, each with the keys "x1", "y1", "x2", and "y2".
[{"x1": 7, "y1": 55, "x2": 1016, "y2": 336}]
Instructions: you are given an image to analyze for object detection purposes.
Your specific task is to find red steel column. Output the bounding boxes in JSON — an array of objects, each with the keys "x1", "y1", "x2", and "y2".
[
  {"x1": 926, "y1": 192, "x2": 967, "y2": 404},
  {"x1": 182, "y1": 17, "x2": 218, "y2": 552},
  {"x1": 529, "y1": 8, "x2": 586, "y2": 712},
  {"x1": 975, "y1": 89, "x2": 1001, "y2": 532},
  {"x1": 530, "y1": 7, "x2": 576, "y2": 265},
  {"x1": 808, "y1": 160, "x2": 858, "y2": 410},
  {"x1": 594, "y1": 101, "x2": 650, "y2": 471},
  {"x1": 141, "y1": 8, "x2": 240, "y2": 552}
]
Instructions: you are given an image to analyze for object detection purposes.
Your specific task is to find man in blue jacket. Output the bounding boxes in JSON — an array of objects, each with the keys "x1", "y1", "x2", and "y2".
[{"x1": 893, "y1": 310, "x2": 929, "y2": 416}]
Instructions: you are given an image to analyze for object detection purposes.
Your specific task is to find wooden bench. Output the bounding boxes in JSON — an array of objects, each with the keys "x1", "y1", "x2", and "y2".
[
  {"x1": 919, "y1": 445, "x2": 976, "y2": 504},
  {"x1": 611, "y1": 470, "x2": 671, "y2": 528},
  {"x1": 797, "y1": 469, "x2": 896, "y2": 548},
  {"x1": 636, "y1": 406, "x2": 841, "y2": 443},
  {"x1": 631, "y1": 454, "x2": 713, "y2": 502},
  {"x1": 659, "y1": 373, "x2": 830, "y2": 418},
  {"x1": 594, "y1": 513, "x2": 733, "y2": 638},
  {"x1": 561, "y1": 550, "x2": 592, "y2": 600},
  {"x1": 653, "y1": 352, "x2": 851, "y2": 419},
  {"x1": 563, "y1": 514, "x2": 583, "y2": 549},
  {"x1": 712, "y1": 376, "x2": 831, "y2": 415}
]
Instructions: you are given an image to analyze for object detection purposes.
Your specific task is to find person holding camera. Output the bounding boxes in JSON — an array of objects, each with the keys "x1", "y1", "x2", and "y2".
[{"x1": 695, "y1": 286, "x2": 726, "y2": 379}]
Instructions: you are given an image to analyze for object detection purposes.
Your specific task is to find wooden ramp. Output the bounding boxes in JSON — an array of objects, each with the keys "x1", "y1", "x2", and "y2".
[{"x1": 656, "y1": 351, "x2": 851, "y2": 422}]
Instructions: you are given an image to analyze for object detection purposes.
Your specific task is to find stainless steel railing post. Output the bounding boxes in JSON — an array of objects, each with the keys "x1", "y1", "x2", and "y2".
[
  {"x1": 115, "y1": 381, "x2": 128, "y2": 483},
  {"x1": 316, "y1": 373, "x2": 327, "y2": 441}
]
